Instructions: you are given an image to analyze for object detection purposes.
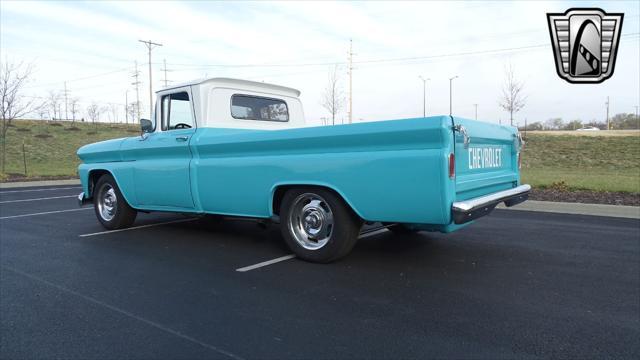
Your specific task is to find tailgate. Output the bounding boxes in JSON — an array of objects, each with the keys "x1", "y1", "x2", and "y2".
[{"x1": 452, "y1": 117, "x2": 521, "y2": 200}]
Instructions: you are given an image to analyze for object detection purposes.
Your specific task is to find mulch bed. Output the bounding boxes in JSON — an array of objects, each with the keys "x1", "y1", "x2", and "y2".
[{"x1": 530, "y1": 188, "x2": 639, "y2": 206}]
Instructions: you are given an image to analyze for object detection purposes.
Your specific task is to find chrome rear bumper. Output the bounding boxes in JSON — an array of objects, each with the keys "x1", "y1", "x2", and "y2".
[
  {"x1": 452, "y1": 184, "x2": 530, "y2": 224},
  {"x1": 77, "y1": 192, "x2": 91, "y2": 207}
]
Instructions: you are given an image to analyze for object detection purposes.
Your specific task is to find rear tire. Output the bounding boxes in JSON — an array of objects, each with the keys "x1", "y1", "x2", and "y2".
[
  {"x1": 280, "y1": 187, "x2": 362, "y2": 263},
  {"x1": 93, "y1": 174, "x2": 137, "y2": 230}
]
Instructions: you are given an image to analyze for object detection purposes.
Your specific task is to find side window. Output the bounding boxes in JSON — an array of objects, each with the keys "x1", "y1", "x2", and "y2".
[
  {"x1": 161, "y1": 92, "x2": 195, "y2": 130},
  {"x1": 231, "y1": 95, "x2": 289, "y2": 122}
]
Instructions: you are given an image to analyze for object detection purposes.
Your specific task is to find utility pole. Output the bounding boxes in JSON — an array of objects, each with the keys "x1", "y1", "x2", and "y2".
[
  {"x1": 419, "y1": 76, "x2": 429, "y2": 117},
  {"x1": 635, "y1": 106, "x2": 639, "y2": 129},
  {"x1": 139, "y1": 39, "x2": 163, "y2": 118},
  {"x1": 449, "y1": 75, "x2": 458, "y2": 116},
  {"x1": 473, "y1": 103, "x2": 478, "y2": 120},
  {"x1": 70, "y1": 100, "x2": 77, "y2": 122},
  {"x1": 132, "y1": 61, "x2": 141, "y2": 121},
  {"x1": 63, "y1": 82, "x2": 69, "y2": 121},
  {"x1": 348, "y1": 39, "x2": 353, "y2": 124},
  {"x1": 161, "y1": 58, "x2": 171, "y2": 87},
  {"x1": 605, "y1": 96, "x2": 610, "y2": 130},
  {"x1": 125, "y1": 90, "x2": 128, "y2": 125}
]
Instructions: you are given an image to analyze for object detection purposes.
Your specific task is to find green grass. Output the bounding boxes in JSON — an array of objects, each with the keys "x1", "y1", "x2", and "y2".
[
  {"x1": 520, "y1": 133, "x2": 640, "y2": 193},
  {"x1": 0, "y1": 119, "x2": 138, "y2": 181},
  {"x1": 1, "y1": 120, "x2": 639, "y2": 193}
]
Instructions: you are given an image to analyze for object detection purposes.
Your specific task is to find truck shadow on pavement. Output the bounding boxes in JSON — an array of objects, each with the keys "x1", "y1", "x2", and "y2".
[{"x1": 81, "y1": 215, "x2": 460, "y2": 269}]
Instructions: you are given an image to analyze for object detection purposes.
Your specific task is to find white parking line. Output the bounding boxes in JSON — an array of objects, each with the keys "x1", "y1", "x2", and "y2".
[
  {"x1": 0, "y1": 195, "x2": 77, "y2": 204},
  {"x1": 235, "y1": 226, "x2": 391, "y2": 272},
  {"x1": 0, "y1": 207, "x2": 92, "y2": 220},
  {"x1": 236, "y1": 254, "x2": 296, "y2": 272},
  {"x1": 2, "y1": 265, "x2": 244, "y2": 360},
  {"x1": 0, "y1": 186, "x2": 81, "y2": 194},
  {"x1": 79, "y1": 218, "x2": 198, "y2": 237}
]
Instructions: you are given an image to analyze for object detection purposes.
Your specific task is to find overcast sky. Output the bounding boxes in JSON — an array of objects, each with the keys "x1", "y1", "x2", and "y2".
[{"x1": 1, "y1": 0, "x2": 638, "y2": 126}]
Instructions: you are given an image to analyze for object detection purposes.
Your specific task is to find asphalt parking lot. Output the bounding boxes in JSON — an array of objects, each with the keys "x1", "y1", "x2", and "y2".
[{"x1": 1, "y1": 185, "x2": 639, "y2": 359}]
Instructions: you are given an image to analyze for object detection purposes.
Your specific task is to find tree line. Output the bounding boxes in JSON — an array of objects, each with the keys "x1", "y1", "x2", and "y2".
[{"x1": 519, "y1": 114, "x2": 640, "y2": 131}]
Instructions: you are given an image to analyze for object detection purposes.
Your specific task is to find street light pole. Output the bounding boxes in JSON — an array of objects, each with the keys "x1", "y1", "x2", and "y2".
[
  {"x1": 419, "y1": 76, "x2": 430, "y2": 117},
  {"x1": 449, "y1": 76, "x2": 458, "y2": 116}
]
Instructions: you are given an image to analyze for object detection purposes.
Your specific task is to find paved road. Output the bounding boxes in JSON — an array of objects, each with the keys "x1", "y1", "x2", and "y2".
[{"x1": 1, "y1": 186, "x2": 639, "y2": 359}]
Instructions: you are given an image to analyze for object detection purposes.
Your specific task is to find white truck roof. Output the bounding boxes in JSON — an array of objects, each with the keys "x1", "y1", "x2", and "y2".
[
  {"x1": 160, "y1": 77, "x2": 301, "y2": 97},
  {"x1": 157, "y1": 77, "x2": 305, "y2": 130}
]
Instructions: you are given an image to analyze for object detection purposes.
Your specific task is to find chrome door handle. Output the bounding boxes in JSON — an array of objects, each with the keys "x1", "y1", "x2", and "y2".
[{"x1": 175, "y1": 136, "x2": 189, "y2": 142}]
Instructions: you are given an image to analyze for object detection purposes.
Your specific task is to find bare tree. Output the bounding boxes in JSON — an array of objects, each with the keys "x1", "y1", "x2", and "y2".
[
  {"x1": 109, "y1": 103, "x2": 119, "y2": 124},
  {"x1": 69, "y1": 97, "x2": 79, "y2": 122},
  {"x1": 47, "y1": 90, "x2": 61, "y2": 121},
  {"x1": 498, "y1": 63, "x2": 526, "y2": 126},
  {"x1": 127, "y1": 102, "x2": 139, "y2": 125},
  {"x1": 100, "y1": 105, "x2": 111, "y2": 125},
  {"x1": 544, "y1": 117, "x2": 564, "y2": 130},
  {"x1": 86, "y1": 103, "x2": 100, "y2": 130},
  {"x1": 37, "y1": 106, "x2": 48, "y2": 120},
  {"x1": 320, "y1": 65, "x2": 345, "y2": 125},
  {"x1": 0, "y1": 60, "x2": 41, "y2": 173}
]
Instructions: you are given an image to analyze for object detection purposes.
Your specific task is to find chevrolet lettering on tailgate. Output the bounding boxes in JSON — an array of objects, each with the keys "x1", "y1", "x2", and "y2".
[{"x1": 468, "y1": 147, "x2": 503, "y2": 170}]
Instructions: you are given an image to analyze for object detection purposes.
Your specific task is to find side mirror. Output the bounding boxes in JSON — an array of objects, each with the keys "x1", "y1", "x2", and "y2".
[{"x1": 140, "y1": 119, "x2": 153, "y2": 133}]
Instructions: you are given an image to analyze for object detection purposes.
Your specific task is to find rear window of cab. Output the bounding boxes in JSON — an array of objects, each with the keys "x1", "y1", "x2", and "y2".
[{"x1": 231, "y1": 94, "x2": 289, "y2": 122}]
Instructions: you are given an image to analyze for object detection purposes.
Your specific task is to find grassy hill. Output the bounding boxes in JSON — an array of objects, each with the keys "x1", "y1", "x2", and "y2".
[
  {"x1": 0, "y1": 119, "x2": 138, "y2": 181},
  {"x1": 1, "y1": 119, "x2": 639, "y2": 193},
  {"x1": 520, "y1": 131, "x2": 639, "y2": 193}
]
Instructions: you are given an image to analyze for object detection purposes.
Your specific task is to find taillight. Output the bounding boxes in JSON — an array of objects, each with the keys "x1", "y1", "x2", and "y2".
[
  {"x1": 517, "y1": 152, "x2": 522, "y2": 169},
  {"x1": 448, "y1": 153, "x2": 455, "y2": 179}
]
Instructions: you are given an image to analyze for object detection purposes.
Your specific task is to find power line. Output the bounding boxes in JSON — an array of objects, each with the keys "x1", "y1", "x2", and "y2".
[
  {"x1": 161, "y1": 32, "x2": 640, "y2": 70},
  {"x1": 20, "y1": 32, "x2": 639, "y2": 93},
  {"x1": 24, "y1": 67, "x2": 130, "y2": 89}
]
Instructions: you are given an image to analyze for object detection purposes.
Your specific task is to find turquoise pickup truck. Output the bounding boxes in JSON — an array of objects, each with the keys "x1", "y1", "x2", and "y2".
[{"x1": 77, "y1": 78, "x2": 529, "y2": 263}]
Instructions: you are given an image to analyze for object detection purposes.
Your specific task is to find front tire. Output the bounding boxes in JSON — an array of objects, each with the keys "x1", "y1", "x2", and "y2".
[
  {"x1": 280, "y1": 188, "x2": 362, "y2": 263},
  {"x1": 94, "y1": 174, "x2": 137, "y2": 230}
]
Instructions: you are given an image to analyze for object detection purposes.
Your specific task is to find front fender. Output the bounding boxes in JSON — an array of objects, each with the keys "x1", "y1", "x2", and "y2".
[{"x1": 78, "y1": 163, "x2": 138, "y2": 207}]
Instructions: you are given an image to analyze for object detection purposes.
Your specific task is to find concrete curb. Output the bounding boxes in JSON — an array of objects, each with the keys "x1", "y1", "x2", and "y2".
[
  {"x1": 497, "y1": 200, "x2": 639, "y2": 219},
  {"x1": 0, "y1": 179, "x2": 80, "y2": 189}
]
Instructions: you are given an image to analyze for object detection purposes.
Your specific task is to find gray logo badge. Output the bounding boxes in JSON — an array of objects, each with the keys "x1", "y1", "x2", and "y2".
[{"x1": 547, "y1": 8, "x2": 623, "y2": 83}]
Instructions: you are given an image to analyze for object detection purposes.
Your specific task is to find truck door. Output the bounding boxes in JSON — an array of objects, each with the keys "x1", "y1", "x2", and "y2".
[
  {"x1": 126, "y1": 87, "x2": 196, "y2": 209},
  {"x1": 452, "y1": 117, "x2": 522, "y2": 201}
]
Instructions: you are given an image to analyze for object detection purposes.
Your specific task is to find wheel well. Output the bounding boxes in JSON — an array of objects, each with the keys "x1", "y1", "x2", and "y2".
[
  {"x1": 87, "y1": 169, "x2": 111, "y2": 197},
  {"x1": 272, "y1": 184, "x2": 357, "y2": 217}
]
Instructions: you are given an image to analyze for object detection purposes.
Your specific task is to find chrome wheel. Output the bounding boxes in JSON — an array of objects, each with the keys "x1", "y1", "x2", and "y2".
[
  {"x1": 288, "y1": 193, "x2": 334, "y2": 250},
  {"x1": 97, "y1": 184, "x2": 117, "y2": 222}
]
